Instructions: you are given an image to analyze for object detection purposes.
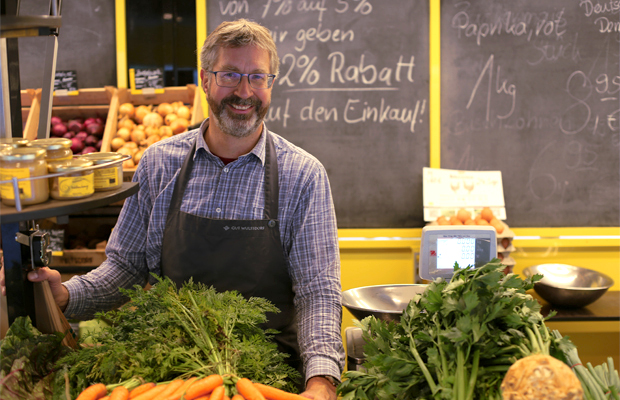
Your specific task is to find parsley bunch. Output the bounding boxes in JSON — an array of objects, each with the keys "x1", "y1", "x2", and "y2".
[
  {"x1": 338, "y1": 259, "x2": 574, "y2": 400},
  {"x1": 53, "y1": 275, "x2": 299, "y2": 398}
]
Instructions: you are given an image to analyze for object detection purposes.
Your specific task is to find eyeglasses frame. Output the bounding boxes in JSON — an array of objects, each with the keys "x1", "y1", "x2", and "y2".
[{"x1": 207, "y1": 70, "x2": 277, "y2": 90}]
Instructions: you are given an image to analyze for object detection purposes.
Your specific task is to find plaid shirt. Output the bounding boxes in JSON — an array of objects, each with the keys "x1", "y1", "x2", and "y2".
[{"x1": 63, "y1": 120, "x2": 345, "y2": 381}]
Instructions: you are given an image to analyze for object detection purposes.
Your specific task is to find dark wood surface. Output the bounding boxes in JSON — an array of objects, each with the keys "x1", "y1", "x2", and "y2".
[
  {"x1": 531, "y1": 290, "x2": 619, "y2": 322},
  {"x1": 0, "y1": 182, "x2": 138, "y2": 224}
]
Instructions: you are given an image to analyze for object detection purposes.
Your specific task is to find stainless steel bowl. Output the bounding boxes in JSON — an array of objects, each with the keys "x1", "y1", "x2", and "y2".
[
  {"x1": 522, "y1": 264, "x2": 614, "y2": 308},
  {"x1": 341, "y1": 284, "x2": 428, "y2": 322}
]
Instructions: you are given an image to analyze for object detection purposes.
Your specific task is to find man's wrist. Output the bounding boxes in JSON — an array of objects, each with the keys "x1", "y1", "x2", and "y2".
[{"x1": 311, "y1": 375, "x2": 339, "y2": 387}]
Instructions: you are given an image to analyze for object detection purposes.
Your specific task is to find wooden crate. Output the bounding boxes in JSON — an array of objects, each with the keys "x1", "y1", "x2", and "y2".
[
  {"x1": 101, "y1": 85, "x2": 204, "y2": 179},
  {"x1": 101, "y1": 84, "x2": 204, "y2": 154},
  {"x1": 22, "y1": 86, "x2": 118, "y2": 142},
  {"x1": 20, "y1": 89, "x2": 39, "y2": 137}
]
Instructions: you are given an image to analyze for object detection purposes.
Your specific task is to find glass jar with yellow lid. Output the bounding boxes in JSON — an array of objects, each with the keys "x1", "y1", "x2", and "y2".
[
  {"x1": 48, "y1": 158, "x2": 95, "y2": 200},
  {"x1": 78, "y1": 152, "x2": 124, "y2": 191},
  {"x1": 0, "y1": 137, "x2": 30, "y2": 148},
  {"x1": 0, "y1": 147, "x2": 49, "y2": 206},
  {"x1": 30, "y1": 138, "x2": 73, "y2": 163}
]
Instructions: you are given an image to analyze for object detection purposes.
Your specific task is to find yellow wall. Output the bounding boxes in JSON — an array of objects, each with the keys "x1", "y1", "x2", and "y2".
[{"x1": 339, "y1": 227, "x2": 620, "y2": 367}]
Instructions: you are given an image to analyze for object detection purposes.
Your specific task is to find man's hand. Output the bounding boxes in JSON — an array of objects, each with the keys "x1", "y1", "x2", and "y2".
[
  {"x1": 300, "y1": 376, "x2": 337, "y2": 400},
  {"x1": 0, "y1": 266, "x2": 69, "y2": 311}
]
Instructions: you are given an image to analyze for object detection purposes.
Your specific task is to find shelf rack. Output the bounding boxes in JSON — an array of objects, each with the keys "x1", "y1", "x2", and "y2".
[{"x1": 0, "y1": 1, "x2": 140, "y2": 329}]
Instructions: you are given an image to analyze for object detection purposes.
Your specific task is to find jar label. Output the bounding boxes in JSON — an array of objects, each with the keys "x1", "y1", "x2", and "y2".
[
  {"x1": 94, "y1": 167, "x2": 119, "y2": 188},
  {"x1": 57, "y1": 175, "x2": 94, "y2": 197},
  {"x1": 0, "y1": 167, "x2": 31, "y2": 199}
]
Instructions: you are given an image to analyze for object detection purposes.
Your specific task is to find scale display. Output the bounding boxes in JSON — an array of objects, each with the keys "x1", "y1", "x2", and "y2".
[{"x1": 419, "y1": 225, "x2": 496, "y2": 281}]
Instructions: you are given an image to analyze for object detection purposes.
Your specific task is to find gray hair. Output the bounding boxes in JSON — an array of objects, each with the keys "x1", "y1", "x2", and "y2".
[{"x1": 199, "y1": 19, "x2": 279, "y2": 76}]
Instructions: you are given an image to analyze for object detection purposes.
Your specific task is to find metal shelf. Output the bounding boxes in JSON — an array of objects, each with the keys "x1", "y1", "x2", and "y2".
[
  {"x1": 0, "y1": 15, "x2": 62, "y2": 38},
  {"x1": 0, "y1": 182, "x2": 138, "y2": 223}
]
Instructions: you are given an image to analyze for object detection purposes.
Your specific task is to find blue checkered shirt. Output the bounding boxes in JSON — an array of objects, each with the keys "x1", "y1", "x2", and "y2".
[{"x1": 62, "y1": 120, "x2": 345, "y2": 381}]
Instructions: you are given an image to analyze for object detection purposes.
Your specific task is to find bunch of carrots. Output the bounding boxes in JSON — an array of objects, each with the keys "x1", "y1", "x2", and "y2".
[{"x1": 76, "y1": 374, "x2": 307, "y2": 400}]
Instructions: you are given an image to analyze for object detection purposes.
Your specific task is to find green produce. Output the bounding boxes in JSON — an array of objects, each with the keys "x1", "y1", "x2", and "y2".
[
  {"x1": 0, "y1": 316, "x2": 71, "y2": 400},
  {"x1": 337, "y1": 259, "x2": 574, "y2": 400},
  {"x1": 52, "y1": 275, "x2": 300, "y2": 399},
  {"x1": 552, "y1": 330, "x2": 620, "y2": 400}
]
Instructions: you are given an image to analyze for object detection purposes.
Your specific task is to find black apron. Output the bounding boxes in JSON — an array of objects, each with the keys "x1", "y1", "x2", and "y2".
[{"x1": 160, "y1": 130, "x2": 302, "y2": 381}]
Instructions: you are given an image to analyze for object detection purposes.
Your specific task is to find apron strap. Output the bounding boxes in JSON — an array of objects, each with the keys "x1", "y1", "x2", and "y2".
[
  {"x1": 264, "y1": 131, "x2": 279, "y2": 221},
  {"x1": 166, "y1": 138, "x2": 197, "y2": 226}
]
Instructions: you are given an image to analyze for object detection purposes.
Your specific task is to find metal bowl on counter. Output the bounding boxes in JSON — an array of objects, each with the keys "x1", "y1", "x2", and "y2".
[
  {"x1": 341, "y1": 284, "x2": 428, "y2": 322},
  {"x1": 522, "y1": 264, "x2": 614, "y2": 308}
]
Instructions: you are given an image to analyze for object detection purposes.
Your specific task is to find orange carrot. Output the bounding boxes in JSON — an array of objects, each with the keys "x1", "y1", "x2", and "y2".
[
  {"x1": 235, "y1": 379, "x2": 266, "y2": 400},
  {"x1": 231, "y1": 395, "x2": 245, "y2": 400},
  {"x1": 193, "y1": 397, "x2": 210, "y2": 400},
  {"x1": 154, "y1": 379, "x2": 184, "y2": 398},
  {"x1": 184, "y1": 374, "x2": 224, "y2": 400},
  {"x1": 253, "y1": 383, "x2": 306, "y2": 400},
  {"x1": 101, "y1": 397, "x2": 110, "y2": 400},
  {"x1": 163, "y1": 377, "x2": 198, "y2": 400},
  {"x1": 209, "y1": 385, "x2": 226, "y2": 400},
  {"x1": 131, "y1": 383, "x2": 169, "y2": 400},
  {"x1": 77, "y1": 383, "x2": 108, "y2": 400},
  {"x1": 130, "y1": 383, "x2": 156, "y2": 399},
  {"x1": 224, "y1": 396, "x2": 231, "y2": 400},
  {"x1": 109, "y1": 386, "x2": 130, "y2": 400}
]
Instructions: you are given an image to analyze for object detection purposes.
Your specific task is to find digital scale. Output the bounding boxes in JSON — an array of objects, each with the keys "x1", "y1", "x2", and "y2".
[
  {"x1": 418, "y1": 225, "x2": 497, "y2": 281},
  {"x1": 344, "y1": 225, "x2": 497, "y2": 371}
]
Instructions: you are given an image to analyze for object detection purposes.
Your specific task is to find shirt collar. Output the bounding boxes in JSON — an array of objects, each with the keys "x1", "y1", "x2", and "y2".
[{"x1": 196, "y1": 118, "x2": 268, "y2": 166}]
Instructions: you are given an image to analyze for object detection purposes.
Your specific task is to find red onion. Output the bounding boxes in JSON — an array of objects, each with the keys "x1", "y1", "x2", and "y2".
[
  {"x1": 51, "y1": 123, "x2": 68, "y2": 137},
  {"x1": 62, "y1": 131, "x2": 75, "y2": 139},
  {"x1": 96, "y1": 139, "x2": 103, "y2": 150},
  {"x1": 71, "y1": 137, "x2": 85, "y2": 153},
  {"x1": 85, "y1": 134, "x2": 99, "y2": 147},
  {"x1": 83, "y1": 117, "x2": 97, "y2": 128},
  {"x1": 50, "y1": 116, "x2": 63, "y2": 126},
  {"x1": 75, "y1": 131, "x2": 88, "y2": 141},
  {"x1": 82, "y1": 146, "x2": 97, "y2": 154},
  {"x1": 67, "y1": 119, "x2": 84, "y2": 133},
  {"x1": 86, "y1": 122, "x2": 104, "y2": 137}
]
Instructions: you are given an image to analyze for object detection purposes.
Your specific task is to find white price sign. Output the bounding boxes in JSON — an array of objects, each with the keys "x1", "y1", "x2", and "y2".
[{"x1": 423, "y1": 167, "x2": 506, "y2": 221}]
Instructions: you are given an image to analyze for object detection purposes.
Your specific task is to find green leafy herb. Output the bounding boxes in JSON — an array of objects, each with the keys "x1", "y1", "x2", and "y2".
[
  {"x1": 552, "y1": 330, "x2": 620, "y2": 400},
  {"x1": 338, "y1": 260, "x2": 573, "y2": 400},
  {"x1": 0, "y1": 316, "x2": 71, "y2": 400},
  {"x1": 54, "y1": 275, "x2": 300, "y2": 398}
]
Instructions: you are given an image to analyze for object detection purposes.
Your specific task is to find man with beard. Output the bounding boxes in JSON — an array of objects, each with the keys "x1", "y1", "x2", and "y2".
[{"x1": 2, "y1": 18, "x2": 344, "y2": 400}]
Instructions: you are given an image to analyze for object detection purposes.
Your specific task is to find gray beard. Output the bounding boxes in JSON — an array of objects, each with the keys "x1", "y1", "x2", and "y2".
[{"x1": 207, "y1": 92, "x2": 267, "y2": 138}]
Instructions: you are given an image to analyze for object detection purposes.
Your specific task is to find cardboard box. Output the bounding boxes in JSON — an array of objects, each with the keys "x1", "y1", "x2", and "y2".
[
  {"x1": 48, "y1": 249, "x2": 107, "y2": 267},
  {"x1": 21, "y1": 86, "x2": 118, "y2": 143}
]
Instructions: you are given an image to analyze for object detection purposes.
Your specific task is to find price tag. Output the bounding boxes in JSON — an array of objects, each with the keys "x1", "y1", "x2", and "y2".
[
  {"x1": 53, "y1": 70, "x2": 78, "y2": 95},
  {"x1": 130, "y1": 68, "x2": 164, "y2": 89},
  {"x1": 423, "y1": 167, "x2": 506, "y2": 221}
]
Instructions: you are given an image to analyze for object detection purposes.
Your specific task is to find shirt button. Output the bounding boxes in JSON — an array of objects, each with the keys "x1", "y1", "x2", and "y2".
[
  {"x1": 223, "y1": 167, "x2": 229, "y2": 173},
  {"x1": 216, "y1": 208, "x2": 222, "y2": 213}
]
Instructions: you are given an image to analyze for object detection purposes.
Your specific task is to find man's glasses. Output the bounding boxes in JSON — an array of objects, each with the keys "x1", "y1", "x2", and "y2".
[{"x1": 208, "y1": 71, "x2": 276, "y2": 89}]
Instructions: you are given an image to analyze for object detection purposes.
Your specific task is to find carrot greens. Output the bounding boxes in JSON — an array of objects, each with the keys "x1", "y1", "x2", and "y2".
[{"x1": 52, "y1": 275, "x2": 299, "y2": 399}]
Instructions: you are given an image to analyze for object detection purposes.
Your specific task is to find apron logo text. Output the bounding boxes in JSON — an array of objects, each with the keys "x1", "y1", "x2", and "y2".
[{"x1": 224, "y1": 225, "x2": 266, "y2": 231}]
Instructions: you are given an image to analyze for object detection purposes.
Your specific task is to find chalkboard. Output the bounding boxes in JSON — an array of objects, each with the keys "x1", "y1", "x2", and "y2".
[
  {"x1": 17, "y1": 0, "x2": 117, "y2": 90},
  {"x1": 208, "y1": 0, "x2": 430, "y2": 228},
  {"x1": 441, "y1": 0, "x2": 620, "y2": 227}
]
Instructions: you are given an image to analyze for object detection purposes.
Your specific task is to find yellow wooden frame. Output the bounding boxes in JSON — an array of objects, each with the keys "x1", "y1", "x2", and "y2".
[{"x1": 114, "y1": 1, "x2": 618, "y2": 237}]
